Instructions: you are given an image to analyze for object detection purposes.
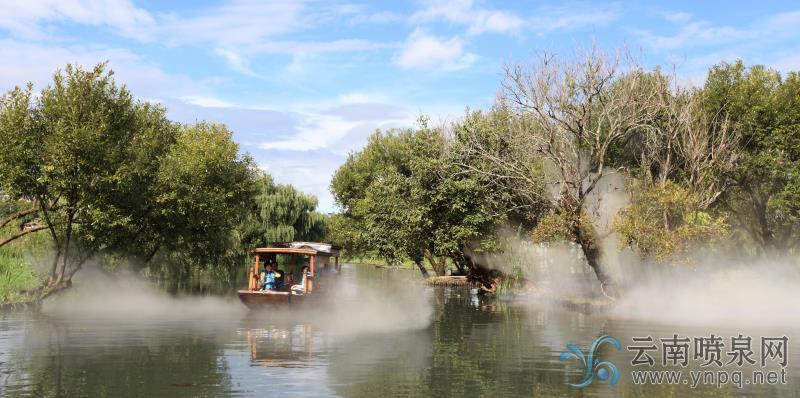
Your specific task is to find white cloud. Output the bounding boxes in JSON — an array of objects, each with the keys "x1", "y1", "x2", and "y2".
[
  {"x1": 630, "y1": 10, "x2": 800, "y2": 87},
  {"x1": 530, "y1": 3, "x2": 621, "y2": 33},
  {"x1": 395, "y1": 29, "x2": 477, "y2": 71},
  {"x1": 259, "y1": 114, "x2": 358, "y2": 151},
  {"x1": 252, "y1": 39, "x2": 396, "y2": 55},
  {"x1": 179, "y1": 95, "x2": 236, "y2": 109},
  {"x1": 0, "y1": 0, "x2": 396, "y2": 79},
  {"x1": 159, "y1": 4, "x2": 396, "y2": 78},
  {"x1": 0, "y1": 39, "x2": 203, "y2": 100},
  {"x1": 770, "y1": 52, "x2": 800, "y2": 74},
  {"x1": 0, "y1": 0, "x2": 156, "y2": 40},
  {"x1": 632, "y1": 22, "x2": 744, "y2": 51},
  {"x1": 346, "y1": 10, "x2": 404, "y2": 25},
  {"x1": 664, "y1": 12, "x2": 693, "y2": 24},
  {"x1": 634, "y1": 10, "x2": 800, "y2": 52},
  {"x1": 214, "y1": 48, "x2": 259, "y2": 77},
  {"x1": 337, "y1": 92, "x2": 384, "y2": 104},
  {"x1": 159, "y1": 1, "x2": 307, "y2": 47},
  {"x1": 258, "y1": 105, "x2": 411, "y2": 153},
  {"x1": 411, "y1": 0, "x2": 522, "y2": 35}
]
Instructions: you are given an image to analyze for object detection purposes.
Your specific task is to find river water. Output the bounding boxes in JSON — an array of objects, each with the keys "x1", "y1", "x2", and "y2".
[{"x1": 1, "y1": 264, "x2": 799, "y2": 397}]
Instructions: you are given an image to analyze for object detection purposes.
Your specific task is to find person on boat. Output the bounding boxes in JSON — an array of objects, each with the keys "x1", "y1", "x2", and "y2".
[
  {"x1": 291, "y1": 266, "x2": 309, "y2": 294},
  {"x1": 273, "y1": 267, "x2": 285, "y2": 289},
  {"x1": 261, "y1": 264, "x2": 277, "y2": 290}
]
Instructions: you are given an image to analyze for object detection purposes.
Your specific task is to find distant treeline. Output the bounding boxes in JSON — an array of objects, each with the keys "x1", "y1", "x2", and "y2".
[
  {"x1": 0, "y1": 63, "x2": 326, "y2": 301},
  {"x1": 329, "y1": 46, "x2": 800, "y2": 297}
]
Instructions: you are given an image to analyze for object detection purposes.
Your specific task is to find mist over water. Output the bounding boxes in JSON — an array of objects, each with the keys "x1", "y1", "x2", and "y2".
[
  {"x1": 39, "y1": 265, "x2": 433, "y2": 337},
  {"x1": 42, "y1": 269, "x2": 247, "y2": 321},
  {"x1": 613, "y1": 259, "x2": 800, "y2": 327},
  {"x1": 4, "y1": 264, "x2": 800, "y2": 397},
  {"x1": 482, "y1": 170, "x2": 800, "y2": 329}
]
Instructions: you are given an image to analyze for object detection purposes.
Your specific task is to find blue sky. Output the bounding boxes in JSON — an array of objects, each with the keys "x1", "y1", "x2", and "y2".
[{"x1": 1, "y1": 1, "x2": 799, "y2": 212}]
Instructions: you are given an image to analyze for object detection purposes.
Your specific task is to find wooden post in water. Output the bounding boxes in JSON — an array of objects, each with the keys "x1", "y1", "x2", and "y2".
[{"x1": 335, "y1": 256, "x2": 339, "y2": 272}]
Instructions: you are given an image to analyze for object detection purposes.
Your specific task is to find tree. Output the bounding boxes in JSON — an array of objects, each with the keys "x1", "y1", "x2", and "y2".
[
  {"x1": 0, "y1": 63, "x2": 176, "y2": 296},
  {"x1": 613, "y1": 70, "x2": 740, "y2": 265},
  {"x1": 0, "y1": 64, "x2": 258, "y2": 297},
  {"x1": 702, "y1": 61, "x2": 800, "y2": 255},
  {"x1": 495, "y1": 46, "x2": 659, "y2": 297},
  {"x1": 239, "y1": 172, "x2": 327, "y2": 248},
  {"x1": 450, "y1": 108, "x2": 549, "y2": 227},
  {"x1": 150, "y1": 122, "x2": 256, "y2": 268},
  {"x1": 330, "y1": 122, "x2": 518, "y2": 277},
  {"x1": 614, "y1": 180, "x2": 729, "y2": 264},
  {"x1": 331, "y1": 128, "x2": 433, "y2": 275}
]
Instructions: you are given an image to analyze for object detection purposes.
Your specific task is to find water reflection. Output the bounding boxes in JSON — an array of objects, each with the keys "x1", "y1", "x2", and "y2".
[
  {"x1": 1, "y1": 265, "x2": 800, "y2": 397},
  {"x1": 0, "y1": 315, "x2": 234, "y2": 397},
  {"x1": 245, "y1": 324, "x2": 315, "y2": 368}
]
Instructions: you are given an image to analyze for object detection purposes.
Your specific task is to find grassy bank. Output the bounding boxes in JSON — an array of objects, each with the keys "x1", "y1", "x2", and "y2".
[
  {"x1": 344, "y1": 256, "x2": 421, "y2": 269},
  {"x1": 0, "y1": 225, "x2": 49, "y2": 304}
]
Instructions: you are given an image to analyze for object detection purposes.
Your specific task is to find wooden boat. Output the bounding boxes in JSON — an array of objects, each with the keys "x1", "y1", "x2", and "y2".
[{"x1": 237, "y1": 242, "x2": 341, "y2": 309}]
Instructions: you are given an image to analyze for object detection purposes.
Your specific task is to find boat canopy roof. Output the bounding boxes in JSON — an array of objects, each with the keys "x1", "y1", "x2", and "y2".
[{"x1": 252, "y1": 242, "x2": 341, "y2": 257}]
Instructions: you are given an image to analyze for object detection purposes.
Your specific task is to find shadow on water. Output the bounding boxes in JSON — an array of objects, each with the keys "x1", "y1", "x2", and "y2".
[{"x1": 2, "y1": 264, "x2": 800, "y2": 397}]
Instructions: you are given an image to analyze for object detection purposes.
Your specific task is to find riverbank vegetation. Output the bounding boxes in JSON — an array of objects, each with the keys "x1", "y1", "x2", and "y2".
[
  {"x1": 2, "y1": 44, "x2": 798, "y2": 303},
  {"x1": 0, "y1": 63, "x2": 326, "y2": 303},
  {"x1": 329, "y1": 46, "x2": 800, "y2": 297}
]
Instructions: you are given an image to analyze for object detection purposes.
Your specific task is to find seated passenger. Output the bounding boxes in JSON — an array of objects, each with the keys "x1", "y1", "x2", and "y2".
[
  {"x1": 274, "y1": 268, "x2": 285, "y2": 289},
  {"x1": 261, "y1": 264, "x2": 277, "y2": 290},
  {"x1": 291, "y1": 266, "x2": 310, "y2": 294}
]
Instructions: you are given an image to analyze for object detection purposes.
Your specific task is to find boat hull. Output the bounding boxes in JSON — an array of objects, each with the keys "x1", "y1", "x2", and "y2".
[{"x1": 237, "y1": 290, "x2": 306, "y2": 309}]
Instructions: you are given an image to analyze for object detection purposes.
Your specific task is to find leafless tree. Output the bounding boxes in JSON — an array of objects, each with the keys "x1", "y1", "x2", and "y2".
[
  {"x1": 639, "y1": 72, "x2": 740, "y2": 210},
  {"x1": 493, "y1": 44, "x2": 660, "y2": 297}
]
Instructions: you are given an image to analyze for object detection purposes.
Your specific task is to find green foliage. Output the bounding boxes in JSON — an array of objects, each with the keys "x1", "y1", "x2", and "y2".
[
  {"x1": 330, "y1": 120, "x2": 520, "y2": 275},
  {"x1": 325, "y1": 213, "x2": 367, "y2": 258},
  {"x1": 0, "y1": 204, "x2": 50, "y2": 302},
  {"x1": 0, "y1": 63, "x2": 293, "y2": 294},
  {"x1": 0, "y1": 253, "x2": 38, "y2": 303},
  {"x1": 0, "y1": 63, "x2": 183, "y2": 285},
  {"x1": 153, "y1": 122, "x2": 255, "y2": 262},
  {"x1": 531, "y1": 211, "x2": 577, "y2": 243},
  {"x1": 450, "y1": 108, "x2": 548, "y2": 227},
  {"x1": 615, "y1": 181, "x2": 728, "y2": 264},
  {"x1": 703, "y1": 61, "x2": 800, "y2": 254},
  {"x1": 239, "y1": 173, "x2": 327, "y2": 247}
]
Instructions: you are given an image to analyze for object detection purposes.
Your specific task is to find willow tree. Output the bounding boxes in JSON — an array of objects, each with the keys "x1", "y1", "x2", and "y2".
[
  {"x1": 239, "y1": 173, "x2": 327, "y2": 248},
  {"x1": 494, "y1": 46, "x2": 660, "y2": 297}
]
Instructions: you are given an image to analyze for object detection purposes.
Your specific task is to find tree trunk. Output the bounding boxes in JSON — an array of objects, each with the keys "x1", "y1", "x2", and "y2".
[
  {"x1": 413, "y1": 260, "x2": 429, "y2": 278},
  {"x1": 466, "y1": 264, "x2": 502, "y2": 295},
  {"x1": 48, "y1": 248, "x2": 61, "y2": 285},
  {"x1": 143, "y1": 244, "x2": 161, "y2": 263},
  {"x1": 572, "y1": 217, "x2": 618, "y2": 299},
  {"x1": 54, "y1": 209, "x2": 75, "y2": 284},
  {"x1": 424, "y1": 252, "x2": 447, "y2": 276},
  {"x1": 452, "y1": 255, "x2": 466, "y2": 275}
]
